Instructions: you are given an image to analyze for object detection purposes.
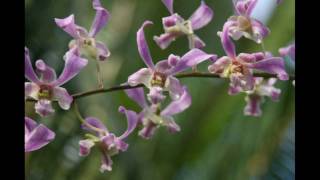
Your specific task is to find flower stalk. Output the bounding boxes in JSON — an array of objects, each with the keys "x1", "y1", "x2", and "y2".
[
  {"x1": 25, "y1": 71, "x2": 294, "y2": 101},
  {"x1": 73, "y1": 101, "x2": 105, "y2": 134},
  {"x1": 94, "y1": 58, "x2": 104, "y2": 89}
]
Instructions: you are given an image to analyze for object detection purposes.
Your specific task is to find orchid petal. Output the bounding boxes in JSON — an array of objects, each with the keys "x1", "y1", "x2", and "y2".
[
  {"x1": 249, "y1": 57, "x2": 289, "y2": 80},
  {"x1": 163, "y1": 116, "x2": 180, "y2": 133},
  {"x1": 221, "y1": 22, "x2": 236, "y2": 58},
  {"x1": 89, "y1": 0, "x2": 110, "y2": 37},
  {"x1": 279, "y1": 43, "x2": 295, "y2": 61},
  {"x1": 208, "y1": 56, "x2": 232, "y2": 75},
  {"x1": 169, "y1": 48, "x2": 214, "y2": 75},
  {"x1": 54, "y1": 14, "x2": 81, "y2": 39},
  {"x1": 138, "y1": 122, "x2": 157, "y2": 139},
  {"x1": 25, "y1": 117, "x2": 55, "y2": 152},
  {"x1": 147, "y1": 86, "x2": 166, "y2": 104},
  {"x1": 25, "y1": 47, "x2": 40, "y2": 83},
  {"x1": 257, "y1": 78, "x2": 281, "y2": 101},
  {"x1": 244, "y1": 94, "x2": 262, "y2": 117},
  {"x1": 189, "y1": 1, "x2": 214, "y2": 30},
  {"x1": 53, "y1": 87, "x2": 73, "y2": 110},
  {"x1": 79, "y1": 139, "x2": 95, "y2": 156},
  {"x1": 100, "y1": 154, "x2": 113, "y2": 172},
  {"x1": 155, "y1": 59, "x2": 171, "y2": 73},
  {"x1": 161, "y1": 86, "x2": 191, "y2": 116},
  {"x1": 96, "y1": 41, "x2": 111, "y2": 61},
  {"x1": 251, "y1": 19, "x2": 270, "y2": 42},
  {"x1": 167, "y1": 77, "x2": 184, "y2": 100},
  {"x1": 245, "y1": 0, "x2": 258, "y2": 16},
  {"x1": 137, "y1": 21, "x2": 155, "y2": 69},
  {"x1": 35, "y1": 60, "x2": 57, "y2": 83},
  {"x1": 127, "y1": 68, "x2": 152, "y2": 87},
  {"x1": 118, "y1": 106, "x2": 139, "y2": 139},
  {"x1": 124, "y1": 87, "x2": 147, "y2": 108},
  {"x1": 25, "y1": 82, "x2": 39, "y2": 100},
  {"x1": 153, "y1": 33, "x2": 177, "y2": 50},
  {"x1": 35, "y1": 99, "x2": 55, "y2": 117},
  {"x1": 189, "y1": 34, "x2": 206, "y2": 49},
  {"x1": 168, "y1": 54, "x2": 180, "y2": 67},
  {"x1": 53, "y1": 48, "x2": 88, "y2": 86},
  {"x1": 161, "y1": 0, "x2": 174, "y2": 14}
]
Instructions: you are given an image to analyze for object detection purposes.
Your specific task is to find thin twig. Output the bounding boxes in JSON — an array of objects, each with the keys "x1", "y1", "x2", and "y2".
[
  {"x1": 25, "y1": 72, "x2": 294, "y2": 101},
  {"x1": 72, "y1": 84, "x2": 144, "y2": 99},
  {"x1": 73, "y1": 101, "x2": 105, "y2": 134}
]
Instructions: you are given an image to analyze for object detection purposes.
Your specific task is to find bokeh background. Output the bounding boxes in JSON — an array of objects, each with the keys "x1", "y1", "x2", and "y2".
[{"x1": 25, "y1": 0, "x2": 295, "y2": 179}]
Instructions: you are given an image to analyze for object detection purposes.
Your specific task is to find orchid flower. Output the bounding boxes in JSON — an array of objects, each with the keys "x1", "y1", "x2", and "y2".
[
  {"x1": 154, "y1": 0, "x2": 213, "y2": 49},
  {"x1": 218, "y1": 0, "x2": 269, "y2": 44},
  {"x1": 208, "y1": 24, "x2": 288, "y2": 95},
  {"x1": 128, "y1": 21, "x2": 216, "y2": 103},
  {"x1": 79, "y1": 107, "x2": 138, "y2": 172},
  {"x1": 244, "y1": 77, "x2": 281, "y2": 116},
  {"x1": 55, "y1": 0, "x2": 110, "y2": 61},
  {"x1": 25, "y1": 117, "x2": 55, "y2": 152},
  {"x1": 277, "y1": 0, "x2": 283, "y2": 4},
  {"x1": 124, "y1": 86, "x2": 191, "y2": 139},
  {"x1": 279, "y1": 42, "x2": 295, "y2": 85},
  {"x1": 25, "y1": 47, "x2": 88, "y2": 117},
  {"x1": 279, "y1": 43, "x2": 295, "y2": 62}
]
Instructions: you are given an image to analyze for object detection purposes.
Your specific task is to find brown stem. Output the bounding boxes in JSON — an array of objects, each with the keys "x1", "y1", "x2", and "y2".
[{"x1": 25, "y1": 72, "x2": 294, "y2": 101}]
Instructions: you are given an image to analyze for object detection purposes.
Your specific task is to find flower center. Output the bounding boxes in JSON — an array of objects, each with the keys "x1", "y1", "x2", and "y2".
[
  {"x1": 222, "y1": 60, "x2": 249, "y2": 77},
  {"x1": 231, "y1": 61, "x2": 250, "y2": 75},
  {"x1": 99, "y1": 141, "x2": 119, "y2": 157},
  {"x1": 151, "y1": 72, "x2": 167, "y2": 87},
  {"x1": 237, "y1": 16, "x2": 251, "y2": 31},
  {"x1": 166, "y1": 20, "x2": 194, "y2": 35},
  {"x1": 38, "y1": 84, "x2": 53, "y2": 100},
  {"x1": 179, "y1": 20, "x2": 194, "y2": 35},
  {"x1": 82, "y1": 37, "x2": 96, "y2": 47},
  {"x1": 80, "y1": 37, "x2": 99, "y2": 59}
]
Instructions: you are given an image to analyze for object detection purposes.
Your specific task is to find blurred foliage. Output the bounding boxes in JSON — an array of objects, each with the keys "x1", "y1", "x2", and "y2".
[{"x1": 25, "y1": 0, "x2": 295, "y2": 179}]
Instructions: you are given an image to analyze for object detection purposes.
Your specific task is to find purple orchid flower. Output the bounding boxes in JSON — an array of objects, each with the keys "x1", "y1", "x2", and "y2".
[
  {"x1": 276, "y1": 0, "x2": 283, "y2": 5},
  {"x1": 154, "y1": 0, "x2": 214, "y2": 49},
  {"x1": 129, "y1": 21, "x2": 216, "y2": 103},
  {"x1": 55, "y1": 0, "x2": 110, "y2": 61},
  {"x1": 25, "y1": 117, "x2": 55, "y2": 152},
  {"x1": 25, "y1": 47, "x2": 88, "y2": 117},
  {"x1": 208, "y1": 24, "x2": 288, "y2": 95},
  {"x1": 219, "y1": 0, "x2": 269, "y2": 44},
  {"x1": 244, "y1": 77, "x2": 281, "y2": 116},
  {"x1": 124, "y1": 86, "x2": 191, "y2": 139},
  {"x1": 79, "y1": 107, "x2": 138, "y2": 172},
  {"x1": 279, "y1": 42, "x2": 295, "y2": 85},
  {"x1": 279, "y1": 43, "x2": 295, "y2": 62}
]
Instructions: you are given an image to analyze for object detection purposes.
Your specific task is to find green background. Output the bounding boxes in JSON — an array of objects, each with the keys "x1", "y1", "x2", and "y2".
[{"x1": 25, "y1": 0, "x2": 295, "y2": 179}]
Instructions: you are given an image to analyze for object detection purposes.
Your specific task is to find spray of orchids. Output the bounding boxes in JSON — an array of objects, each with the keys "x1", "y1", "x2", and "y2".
[{"x1": 25, "y1": 0, "x2": 294, "y2": 172}]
